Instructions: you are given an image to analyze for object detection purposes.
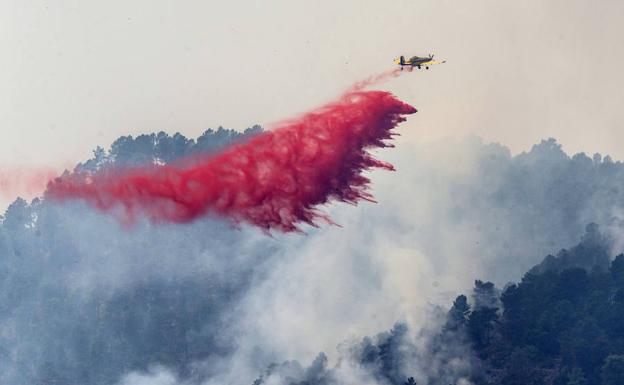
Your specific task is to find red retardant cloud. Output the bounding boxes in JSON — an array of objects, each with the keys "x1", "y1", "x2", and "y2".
[
  {"x1": 1, "y1": 167, "x2": 58, "y2": 203},
  {"x1": 46, "y1": 90, "x2": 416, "y2": 232}
]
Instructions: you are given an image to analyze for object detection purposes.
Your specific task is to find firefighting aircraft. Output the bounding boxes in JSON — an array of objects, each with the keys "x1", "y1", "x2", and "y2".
[{"x1": 394, "y1": 54, "x2": 446, "y2": 70}]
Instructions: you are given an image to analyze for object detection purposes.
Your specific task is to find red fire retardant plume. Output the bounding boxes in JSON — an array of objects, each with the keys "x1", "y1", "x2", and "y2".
[
  {"x1": 46, "y1": 90, "x2": 416, "y2": 232},
  {"x1": 1, "y1": 167, "x2": 58, "y2": 202}
]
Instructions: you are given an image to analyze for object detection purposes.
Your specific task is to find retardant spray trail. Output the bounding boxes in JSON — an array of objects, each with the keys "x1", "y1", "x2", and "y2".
[
  {"x1": 349, "y1": 68, "x2": 403, "y2": 92},
  {"x1": 46, "y1": 88, "x2": 416, "y2": 232}
]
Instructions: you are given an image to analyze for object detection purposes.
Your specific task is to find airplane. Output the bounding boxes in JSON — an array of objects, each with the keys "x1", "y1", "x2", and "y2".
[{"x1": 394, "y1": 54, "x2": 446, "y2": 70}]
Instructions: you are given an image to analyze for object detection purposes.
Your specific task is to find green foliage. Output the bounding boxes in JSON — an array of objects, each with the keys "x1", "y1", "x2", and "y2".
[
  {"x1": 75, "y1": 125, "x2": 263, "y2": 171},
  {"x1": 554, "y1": 367, "x2": 589, "y2": 385},
  {"x1": 468, "y1": 307, "x2": 498, "y2": 349},
  {"x1": 446, "y1": 295, "x2": 470, "y2": 331},
  {"x1": 610, "y1": 254, "x2": 624, "y2": 287},
  {"x1": 567, "y1": 367, "x2": 589, "y2": 385},
  {"x1": 601, "y1": 355, "x2": 624, "y2": 385},
  {"x1": 404, "y1": 377, "x2": 417, "y2": 385},
  {"x1": 455, "y1": 228, "x2": 624, "y2": 385}
]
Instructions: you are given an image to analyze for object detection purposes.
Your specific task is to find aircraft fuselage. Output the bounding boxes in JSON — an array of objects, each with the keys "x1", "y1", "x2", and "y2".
[{"x1": 394, "y1": 54, "x2": 445, "y2": 70}]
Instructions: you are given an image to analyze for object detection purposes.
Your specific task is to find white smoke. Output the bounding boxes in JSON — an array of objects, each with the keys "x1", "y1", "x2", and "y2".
[{"x1": 3, "y1": 136, "x2": 622, "y2": 385}]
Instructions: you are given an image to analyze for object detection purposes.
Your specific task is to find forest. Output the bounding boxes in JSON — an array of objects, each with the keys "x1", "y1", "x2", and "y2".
[
  {"x1": 2, "y1": 130, "x2": 624, "y2": 385},
  {"x1": 253, "y1": 224, "x2": 624, "y2": 385}
]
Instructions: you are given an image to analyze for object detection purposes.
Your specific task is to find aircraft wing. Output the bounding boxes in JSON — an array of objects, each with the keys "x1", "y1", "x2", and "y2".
[{"x1": 426, "y1": 60, "x2": 446, "y2": 66}]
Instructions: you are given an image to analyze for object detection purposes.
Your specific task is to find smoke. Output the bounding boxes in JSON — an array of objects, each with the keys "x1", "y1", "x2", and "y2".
[
  {"x1": 46, "y1": 90, "x2": 415, "y2": 232},
  {"x1": 6, "y1": 70, "x2": 624, "y2": 385},
  {"x1": 0, "y1": 166, "x2": 57, "y2": 203},
  {"x1": 4, "y1": 133, "x2": 624, "y2": 385}
]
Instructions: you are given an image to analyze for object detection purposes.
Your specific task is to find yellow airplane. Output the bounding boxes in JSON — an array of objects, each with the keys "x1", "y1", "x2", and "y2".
[{"x1": 394, "y1": 54, "x2": 446, "y2": 70}]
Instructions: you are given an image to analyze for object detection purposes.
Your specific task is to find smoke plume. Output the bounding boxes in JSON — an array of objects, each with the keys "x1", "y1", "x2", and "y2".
[{"x1": 46, "y1": 90, "x2": 415, "y2": 232}]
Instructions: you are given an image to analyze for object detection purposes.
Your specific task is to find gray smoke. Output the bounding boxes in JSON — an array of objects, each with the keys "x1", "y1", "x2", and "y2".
[{"x1": 1, "y1": 133, "x2": 623, "y2": 385}]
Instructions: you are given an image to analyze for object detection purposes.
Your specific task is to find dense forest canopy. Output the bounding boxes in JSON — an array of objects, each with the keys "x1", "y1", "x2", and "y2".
[{"x1": 77, "y1": 125, "x2": 262, "y2": 171}]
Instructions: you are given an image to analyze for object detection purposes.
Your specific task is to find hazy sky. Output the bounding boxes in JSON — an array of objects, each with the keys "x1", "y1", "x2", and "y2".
[{"x1": 2, "y1": 0, "x2": 624, "y2": 168}]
